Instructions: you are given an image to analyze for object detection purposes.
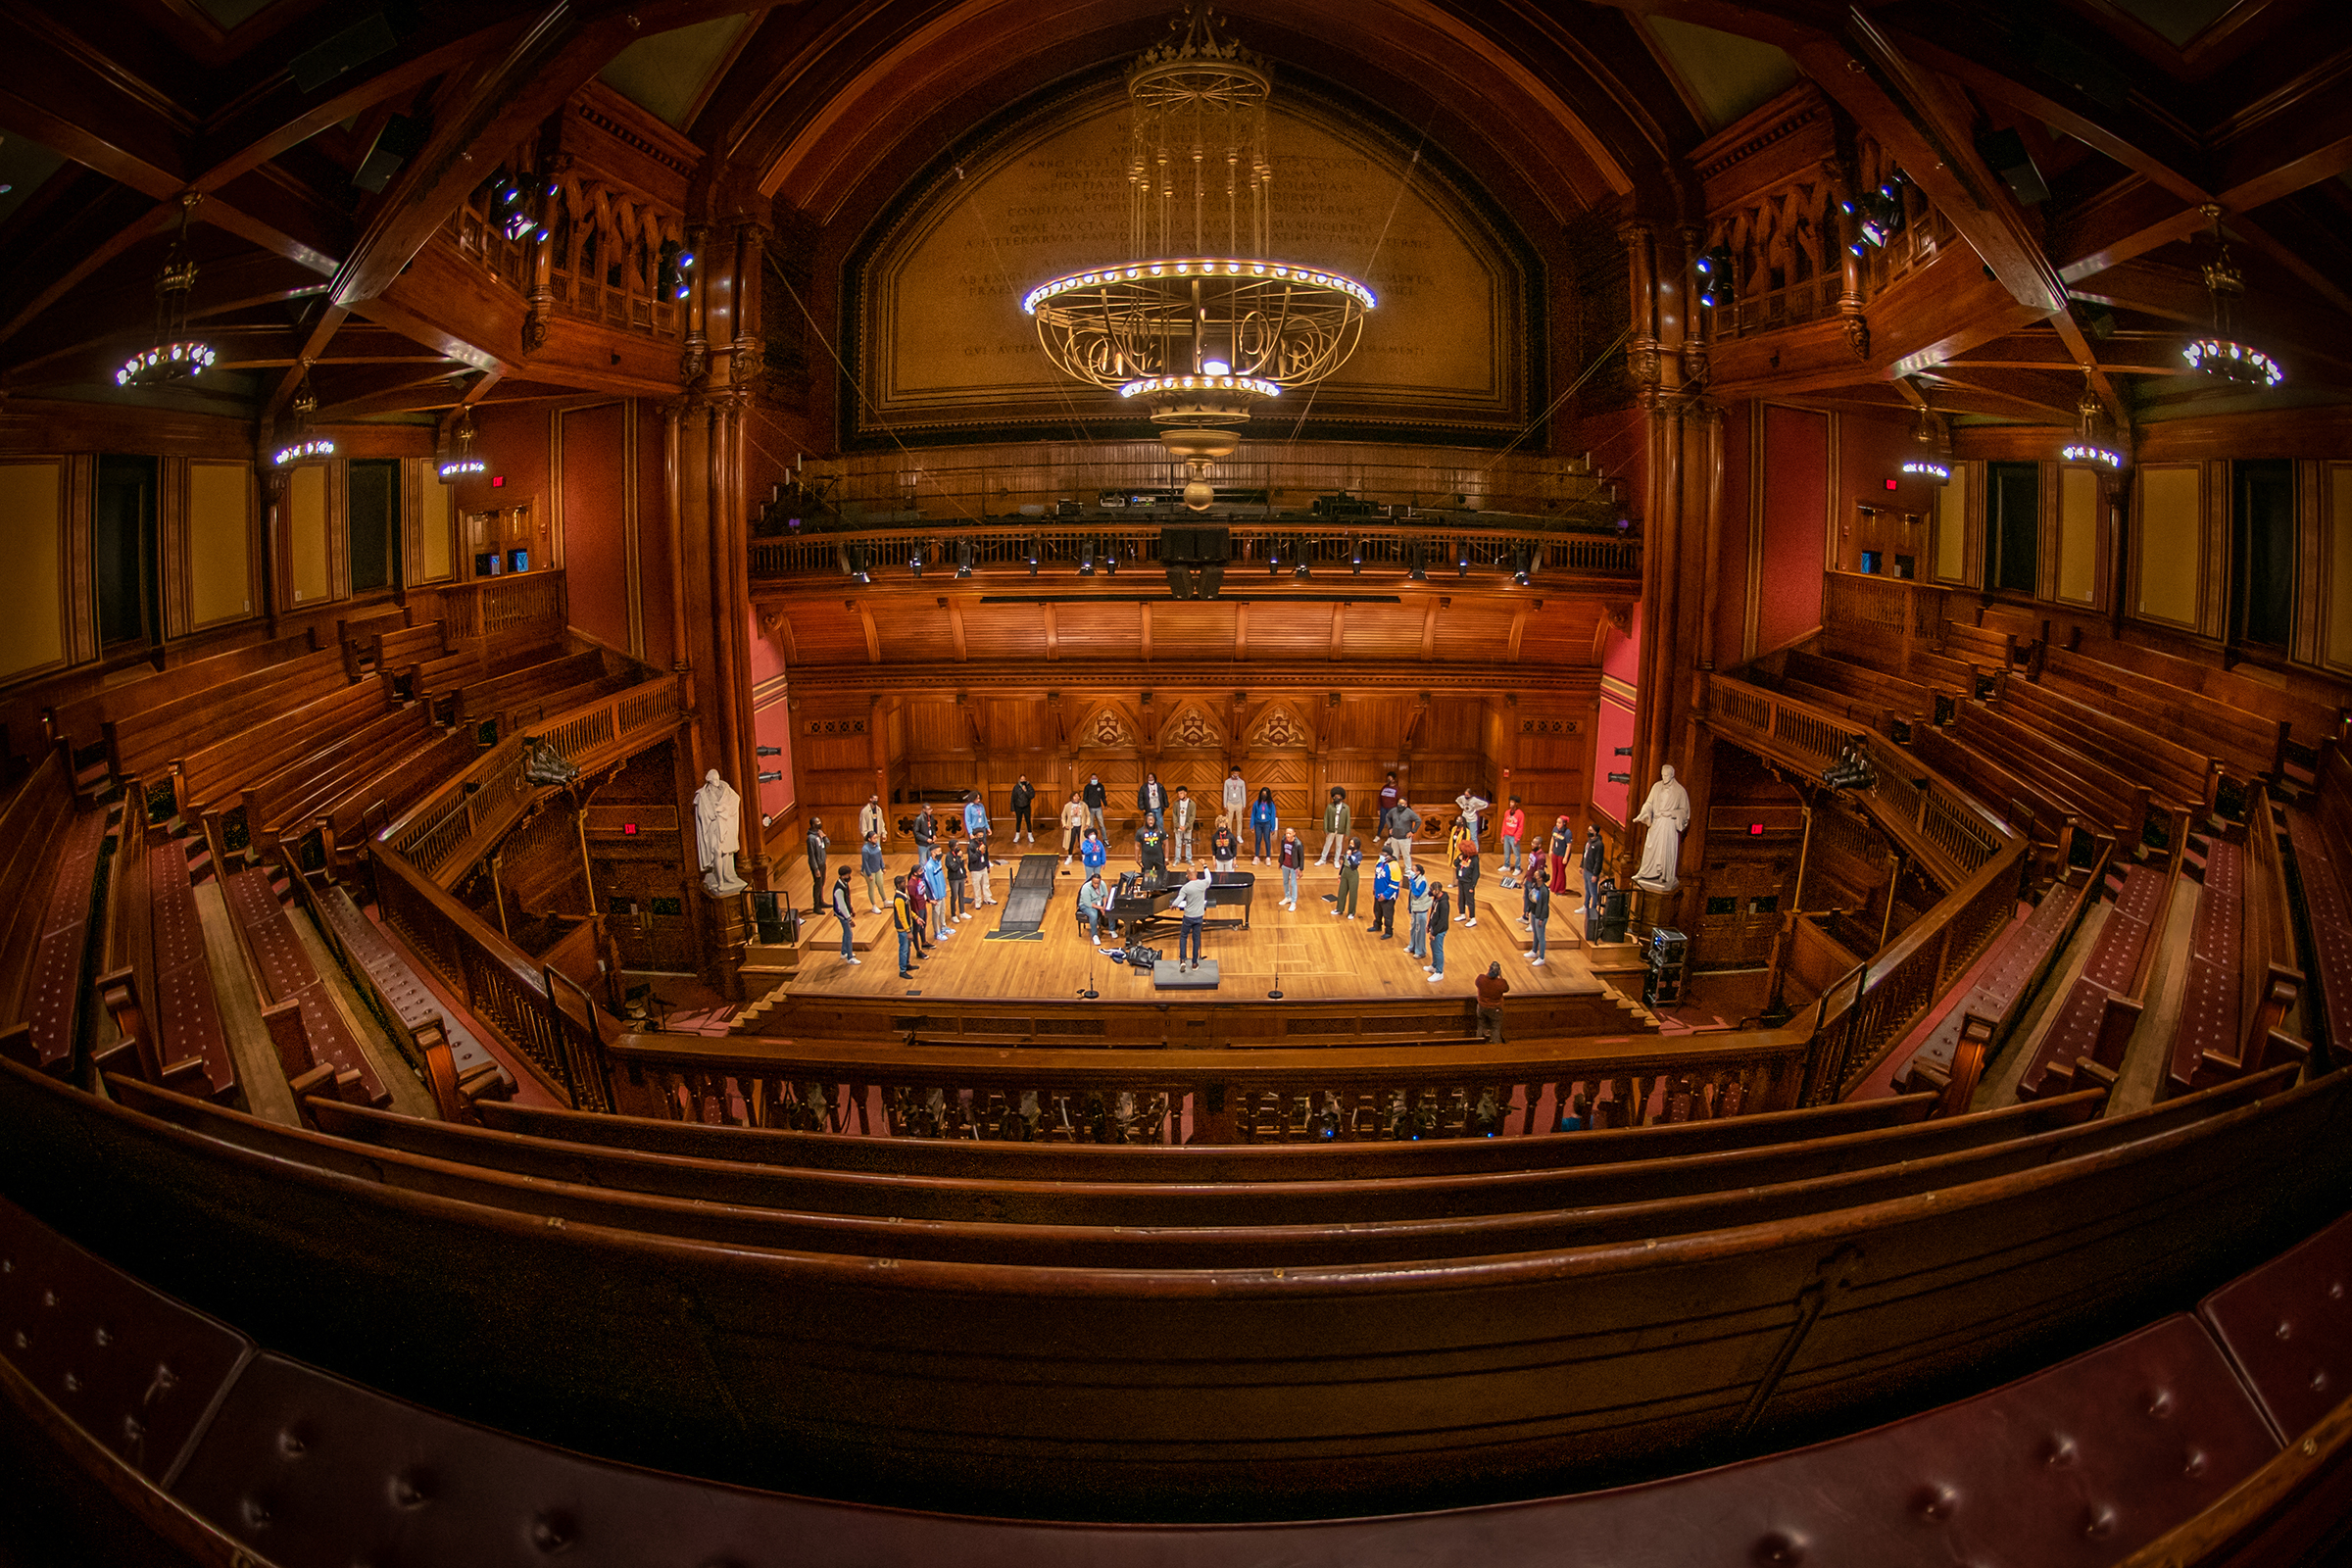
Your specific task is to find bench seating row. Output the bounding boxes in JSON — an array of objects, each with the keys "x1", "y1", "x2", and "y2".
[{"x1": 11, "y1": 1186, "x2": 2352, "y2": 1565}]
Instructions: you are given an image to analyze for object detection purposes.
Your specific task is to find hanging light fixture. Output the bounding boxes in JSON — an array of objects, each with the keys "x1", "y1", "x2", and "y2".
[
  {"x1": 2183, "y1": 205, "x2": 2282, "y2": 389},
  {"x1": 2061, "y1": 367, "x2": 2127, "y2": 470},
  {"x1": 271, "y1": 367, "x2": 335, "y2": 468},
  {"x1": 1023, "y1": 4, "x2": 1376, "y2": 512},
  {"x1": 1901, "y1": 397, "x2": 1950, "y2": 483},
  {"x1": 437, "y1": 413, "x2": 486, "y2": 481},
  {"x1": 117, "y1": 194, "x2": 217, "y2": 389}
]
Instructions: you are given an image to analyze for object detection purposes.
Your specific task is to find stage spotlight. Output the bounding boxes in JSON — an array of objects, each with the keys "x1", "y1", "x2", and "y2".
[
  {"x1": 1510, "y1": 544, "x2": 1532, "y2": 587},
  {"x1": 1349, "y1": 538, "x2": 1363, "y2": 573},
  {"x1": 955, "y1": 540, "x2": 974, "y2": 578},
  {"x1": 1692, "y1": 243, "x2": 1734, "y2": 311},
  {"x1": 1080, "y1": 538, "x2": 1097, "y2": 576},
  {"x1": 1026, "y1": 540, "x2": 1040, "y2": 576},
  {"x1": 1455, "y1": 539, "x2": 1472, "y2": 577},
  {"x1": 908, "y1": 544, "x2": 923, "y2": 578},
  {"x1": 1406, "y1": 540, "x2": 1428, "y2": 582},
  {"x1": 1293, "y1": 540, "x2": 1309, "y2": 579}
]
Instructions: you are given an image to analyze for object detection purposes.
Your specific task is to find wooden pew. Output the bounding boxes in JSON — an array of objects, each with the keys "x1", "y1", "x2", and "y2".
[
  {"x1": 480, "y1": 1085, "x2": 1944, "y2": 1181},
  {"x1": 333, "y1": 607, "x2": 409, "y2": 679},
  {"x1": 2068, "y1": 627, "x2": 2347, "y2": 767},
  {"x1": 369, "y1": 620, "x2": 482, "y2": 704},
  {"x1": 232, "y1": 705, "x2": 438, "y2": 864},
  {"x1": 298, "y1": 1088, "x2": 2111, "y2": 1232},
  {"x1": 92, "y1": 820, "x2": 236, "y2": 1102},
  {"x1": 1897, "y1": 838, "x2": 2110, "y2": 1104},
  {"x1": 1998, "y1": 677, "x2": 2219, "y2": 815},
  {"x1": 2280, "y1": 742, "x2": 2352, "y2": 1067},
  {"x1": 217, "y1": 864, "x2": 388, "y2": 1105},
  {"x1": 10, "y1": 1045, "x2": 2337, "y2": 1521},
  {"x1": 1909, "y1": 725, "x2": 2071, "y2": 846},
  {"x1": 2015, "y1": 826, "x2": 2187, "y2": 1102},
  {"x1": 102, "y1": 1072, "x2": 2230, "y2": 1271},
  {"x1": 1821, "y1": 627, "x2": 1985, "y2": 700},
  {"x1": 453, "y1": 652, "x2": 607, "y2": 732},
  {"x1": 173, "y1": 671, "x2": 397, "y2": 826},
  {"x1": 0, "y1": 761, "x2": 109, "y2": 1080},
  {"x1": 291, "y1": 865, "x2": 508, "y2": 1102},
  {"x1": 1949, "y1": 699, "x2": 2151, "y2": 841},
  {"x1": 315, "y1": 728, "x2": 480, "y2": 870},
  {"x1": 1940, "y1": 618, "x2": 2017, "y2": 672},
  {"x1": 106, "y1": 649, "x2": 353, "y2": 804},
  {"x1": 2037, "y1": 643, "x2": 2286, "y2": 790},
  {"x1": 1783, "y1": 650, "x2": 1950, "y2": 732},
  {"x1": 2167, "y1": 789, "x2": 2306, "y2": 1098},
  {"x1": 43, "y1": 631, "x2": 316, "y2": 793},
  {"x1": 2185, "y1": 787, "x2": 2305, "y2": 1093}
]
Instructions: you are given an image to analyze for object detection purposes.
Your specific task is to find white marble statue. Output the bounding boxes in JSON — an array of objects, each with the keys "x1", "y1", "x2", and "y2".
[
  {"x1": 693, "y1": 768, "x2": 749, "y2": 897},
  {"x1": 1632, "y1": 764, "x2": 1690, "y2": 893}
]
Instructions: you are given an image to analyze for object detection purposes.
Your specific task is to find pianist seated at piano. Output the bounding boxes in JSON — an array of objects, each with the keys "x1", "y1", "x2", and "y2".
[
  {"x1": 1077, "y1": 872, "x2": 1113, "y2": 946},
  {"x1": 1106, "y1": 862, "x2": 1256, "y2": 940}
]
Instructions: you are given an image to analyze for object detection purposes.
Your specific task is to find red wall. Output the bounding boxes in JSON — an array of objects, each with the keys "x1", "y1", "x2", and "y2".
[
  {"x1": 560, "y1": 403, "x2": 631, "y2": 653},
  {"x1": 1837, "y1": 409, "x2": 1940, "y2": 576},
  {"x1": 636, "y1": 405, "x2": 674, "y2": 668},
  {"x1": 1712, "y1": 404, "x2": 1753, "y2": 671},
  {"x1": 450, "y1": 404, "x2": 551, "y2": 536},
  {"x1": 1756, "y1": 405, "x2": 1829, "y2": 657},
  {"x1": 1592, "y1": 598, "x2": 1640, "y2": 828}
]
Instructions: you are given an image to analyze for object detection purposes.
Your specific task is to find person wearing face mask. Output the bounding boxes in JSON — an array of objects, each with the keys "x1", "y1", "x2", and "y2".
[
  {"x1": 1008, "y1": 774, "x2": 1036, "y2": 844},
  {"x1": 1082, "y1": 772, "x2": 1107, "y2": 838}
]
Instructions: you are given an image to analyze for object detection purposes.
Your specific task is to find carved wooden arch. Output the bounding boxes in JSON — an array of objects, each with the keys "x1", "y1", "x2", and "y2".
[
  {"x1": 1070, "y1": 699, "x2": 1145, "y2": 752},
  {"x1": 1245, "y1": 700, "x2": 1317, "y2": 753},
  {"x1": 1156, "y1": 701, "x2": 1226, "y2": 752}
]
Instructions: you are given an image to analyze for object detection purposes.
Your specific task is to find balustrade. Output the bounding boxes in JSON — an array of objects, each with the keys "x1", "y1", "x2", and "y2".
[
  {"x1": 601, "y1": 1032, "x2": 1810, "y2": 1144},
  {"x1": 751, "y1": 520, "x2": 1640, "y2": 583}
]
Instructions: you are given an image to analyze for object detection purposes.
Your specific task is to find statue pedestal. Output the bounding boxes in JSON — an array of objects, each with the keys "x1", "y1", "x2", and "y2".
[{"x1": 1632, "y1": 885, "x2": 1677, "y2": 941}]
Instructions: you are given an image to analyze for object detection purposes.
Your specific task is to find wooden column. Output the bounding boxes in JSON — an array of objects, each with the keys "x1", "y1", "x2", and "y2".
[{"x1": 1619, "y1": 219, "x2": 1719, "y2": 934}]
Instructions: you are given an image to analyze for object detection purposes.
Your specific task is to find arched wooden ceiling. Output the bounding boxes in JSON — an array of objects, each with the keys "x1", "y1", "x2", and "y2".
[{"x1": 699, "y1": 0, "x2": 1699, "y2": 229}]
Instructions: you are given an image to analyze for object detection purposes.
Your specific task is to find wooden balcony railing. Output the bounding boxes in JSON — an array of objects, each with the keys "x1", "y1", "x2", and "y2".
[
  {"x1": 433, "y1": 570, "x2": 569, "y2": 646},
  {"x1": 1703, "y1": 671, "x2": 2009, "y2": 888},
  {"x1": 374, "y1": 850, "x2": 614, "y2": 1110},
  {"x1": 369, "y1": 664, "x2": 689, "y2": 1109},
  {"x1": 751, "y1": 521, "x2": 1641, "y2": 582},
  {"x1": 378, "y1": 670, "x2": 686, "y2": 888},
  {"x1": 1701, "y1": 671, "x2": 2028, "y2": 1099},
  {"x1": 1822, "y1": 568, "x2": 1950, "y2": 641},
  {"x1": 603, "y1": 1029, "x2": 1814, "y2": 1144}
]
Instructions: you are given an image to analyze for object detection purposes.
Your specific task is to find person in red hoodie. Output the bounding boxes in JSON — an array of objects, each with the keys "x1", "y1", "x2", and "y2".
[
  {"x1": 904, "y1": 871, "x2": 933, "y2": 959},
  {"x1": 1498, "y1": 795, "x2": 1526, "y2": 889}
]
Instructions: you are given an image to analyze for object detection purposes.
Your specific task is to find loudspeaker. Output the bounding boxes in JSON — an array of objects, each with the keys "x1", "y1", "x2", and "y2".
[{"x1": 1592, "y1": 887, "x2": 1630, "y2": 943}]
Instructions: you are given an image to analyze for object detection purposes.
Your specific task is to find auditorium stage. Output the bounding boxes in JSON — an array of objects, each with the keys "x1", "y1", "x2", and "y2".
[{"x1": 773, "y1": 850, "x2": 1637, "y2": 1009}]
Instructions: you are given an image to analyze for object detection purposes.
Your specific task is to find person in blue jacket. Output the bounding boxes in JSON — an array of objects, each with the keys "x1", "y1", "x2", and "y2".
[
  {"x1": 1371, "y1": 853, "x2": 1397, "y2": 939},
  {"x1": 1080, "y1": 828, "x2": 1108, "y2": 878},
  {"x1": 921, "y1": 847, "x2": 951, "y2": 941},
  {"x1": 1249, "y1": 787, "x2": 1278, "y2": 863},
  {"x1": 961, "y1": 790, "x2": 990, "y2": 840}
]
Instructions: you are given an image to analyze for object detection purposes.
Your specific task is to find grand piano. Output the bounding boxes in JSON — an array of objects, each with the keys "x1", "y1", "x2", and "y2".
[{"x1": 1108, "y1": 868, "x2": 1255, "y2": 939}]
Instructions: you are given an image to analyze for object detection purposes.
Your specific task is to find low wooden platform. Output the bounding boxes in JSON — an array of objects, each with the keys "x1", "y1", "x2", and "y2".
[{"x1": 754, "y1": 850, "x2": 1650, "y2": 1041}]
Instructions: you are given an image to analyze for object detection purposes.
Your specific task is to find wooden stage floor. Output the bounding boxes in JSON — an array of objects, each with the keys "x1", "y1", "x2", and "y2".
[{"x1": 776, "y1": 848, "x2": 1628, "y2": 1008}]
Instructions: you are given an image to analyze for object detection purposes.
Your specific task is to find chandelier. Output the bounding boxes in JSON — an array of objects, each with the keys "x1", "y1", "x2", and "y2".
[
  {"x1": 2062, "y1": 367, "x2": 2126, "y2": 470},
  {"x1": 2183, "y1": 205, "x2": 2281, "y2": 389},
  {"x1": 271, "y1": 368, "x2": 334, "y2": 468},
  {"x1": 1023, "y1": 3, "x2": 1375, "y2": 511},
  {"x1": 438, "y1": 413, "x2": 486, "y2": 481},
  {"x1": 117, "y1": 194, "x2": 217, "y2": 389},
  {"x1": 1901, "y1": 397, "x2": 1949, "y2": 483}
]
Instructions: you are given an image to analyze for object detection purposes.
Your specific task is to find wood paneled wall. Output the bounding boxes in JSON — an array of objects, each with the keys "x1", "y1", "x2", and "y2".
[{"x1": 785, "y1": 680, "x2": 1602, "y2": 855}]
